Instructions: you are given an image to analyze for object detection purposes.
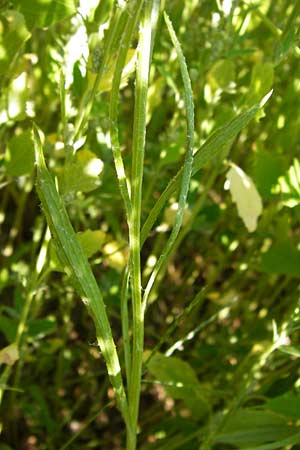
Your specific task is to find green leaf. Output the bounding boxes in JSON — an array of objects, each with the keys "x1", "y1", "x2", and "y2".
[
  {"x1": 49, "y1": 230, "x2": 106, "y2": 272},
  {"x1": 278, "y1": 345, "x2": 300, "y2": 358},
  {"x1": 7, "y1": 71, "x2": 29, "y2": 120},
  {"x1": 207, "y1": 59, "x2": 235, "y2": 92},
  {"x1": 147, "y1": 352, "x2": 199, "y2": 399},
  {"x1": 141, "y1": 93, "x2": 273, "y2": 245},
  {"x1": 27, "y1": 318, "x2": 56, "y2": 339},
  {"x1": 5, "y1": 129, "x2": 35, "y2": 176},
  {"x1": 27, "y1": 384, "x2": 58, "y2": 433},
  {"x1": 62, "y1": 149, "x2": 104, "y2": 195},
  {"x1": 265, "y1": 392, "x2": 300, "y2": 420},
  {"x1": 0, "y1": 10, "x2": 31, "y2": 75},
  {"x1": 246, "y1": 62, "x2": 274, "y2": 107},
  {"x1": 216, "y1": 408, "x2": 299, "y2": 447},
  {"x1": 0, "y1": 315, "x2": 17, "y2": 343},
  {"x1": 277, "y1": 158, "x2": 300, "y2": 207},
  {"x1": 260, "y1": 240, "x2": 300, "y2": 277},
  {"x1": 146, "y1": 352, "x2": 209, "y2": 418},
  {"x1": 253, "y1": 150, "x2": 284, "y2": 199},
  {"x1": 76, "y1": 229, "x2": 106, "y2": 258},
  {"x1": 238, "y1": 432, "x2": 300, "y2": 450},
  {"x1": 11, "y1": 0, "x2": 76, "y2": 29},
  {"x1": 274, "y1": 23, "x2": 299, "y2": 64}
]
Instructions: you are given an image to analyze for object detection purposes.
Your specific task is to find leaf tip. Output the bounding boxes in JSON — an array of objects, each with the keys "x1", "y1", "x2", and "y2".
[{"x1": 260, "y1": 89, "x2": 273, "y2": 108}]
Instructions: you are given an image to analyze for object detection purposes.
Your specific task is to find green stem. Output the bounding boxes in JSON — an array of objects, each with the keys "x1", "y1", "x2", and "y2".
[
  {"x1": 127, "y1": 2, "x2": 154, "y2": 448},
  {"x1": 109, "y1": 0, "x2": 147, "y2": 222},
  {"x1": 121, "y1": 265, "x2": 131, "y2": 382},
  {"x1": 142, "y1": 12, "x2": 195, "y2": 313},
  {"x1": 73, "y1": 3, "x2": 127, "y2": 142}
]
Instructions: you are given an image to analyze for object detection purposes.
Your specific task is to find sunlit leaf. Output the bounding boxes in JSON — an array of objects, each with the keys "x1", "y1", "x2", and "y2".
[
  {"x1": 11, "y1": 0, "x2": 76, "y2": 28},
  {"x1": 246, "y1": 62, "x2": 274, "y2": 107},
  {"x1": 76, "y1": 229, "x2": 106, "y2": 258},
  {"x1": 50, "y1": 229, "x2": 106, "y2": 272},
  {"x1": 62, "y1": 149, "x2": 104, "y2": 195},
  {"x1": 278, "y1": 345, "x2": 300, "y2": 358},
  {"x1": 102, "y1": 241, "x2": 127, "y2": 271},
  {"x1": 277, "y1": 158, "x2": 300, "y2": 207},
  {"x1": 274, "y1": 22, "x2": 299, "y2": 64},
  {"x1": 207, "y1": 59, "x2": 235, "y2": 92},
  {"x1": 225, "y1": 163, "x2": 263, "y2": 232},
  {"x1": 88, "y1": 48, "x2": 136, "y2": 93},
  {"x1": 0, "y1": 10, "x2": 31, "y2": 75}
]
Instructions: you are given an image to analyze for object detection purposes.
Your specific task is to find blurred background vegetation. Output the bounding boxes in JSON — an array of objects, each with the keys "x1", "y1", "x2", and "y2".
[{"x1": 1, "y1": 0, "x2": 300, "y2": 449}]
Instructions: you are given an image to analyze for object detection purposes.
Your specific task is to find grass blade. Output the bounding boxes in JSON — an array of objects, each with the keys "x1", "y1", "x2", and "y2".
[{"x1": 33, "y1": 125, "x2": 129, "y2": 426}]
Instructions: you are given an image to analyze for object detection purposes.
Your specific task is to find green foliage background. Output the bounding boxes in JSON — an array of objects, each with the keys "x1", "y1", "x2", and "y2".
[{"x1": 1, "y1": 0, "x2": 300, "y2": 449}]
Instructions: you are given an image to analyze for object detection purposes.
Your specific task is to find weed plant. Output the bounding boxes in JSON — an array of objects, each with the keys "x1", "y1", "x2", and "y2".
[{"x1": 1, "y1": 1, "x2": 300, "y2": 450}]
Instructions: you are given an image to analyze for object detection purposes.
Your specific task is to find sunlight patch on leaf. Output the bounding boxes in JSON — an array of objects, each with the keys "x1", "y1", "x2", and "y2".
[{"x1": 277, "y1": 158, "x2": 300, "y2": 207}]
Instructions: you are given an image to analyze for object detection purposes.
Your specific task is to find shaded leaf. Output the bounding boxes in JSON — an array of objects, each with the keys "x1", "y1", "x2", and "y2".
[
  {"x1": 253, "y1": 150, "x2": 284, "y2": 199},
  {"x1": 27, "y1": 318, "x2": 56, "y2": 339},
  {"x1": 0, "y1": 315, "x2": 18, "y2": 343},
  {"x1": 216, "y1": 408, "x2": 299, "y2": 447},
  {"x1": 265, "y1": 392, "x2": 300, "y2": 420},
  {"x1": 5, "y1": 129, "x2": 35, "y2": 176},
  {"x1": 146, "y1": 352, "x2": 210, "y2": 418},
  {"x1": 260, "y1": 240, "x2": 300, "y2": 277}
]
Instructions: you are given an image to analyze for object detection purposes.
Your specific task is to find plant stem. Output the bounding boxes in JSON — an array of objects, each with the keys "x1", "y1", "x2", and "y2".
[
  {"x1": 109, "y1": 0, "x2": 146, "y2": 222},
  {"x1": 126, "y1": 1, "x2": 154, "y2": 447},
  {"x1": 142, "y1": 12, "x2": 195, "y2": 313},
  {"x1": 121, "y1": 265, "x2": 131, "y2": 382},
  {"x1": 73, "y1": 3, "x2": 127, "y2": 142}
]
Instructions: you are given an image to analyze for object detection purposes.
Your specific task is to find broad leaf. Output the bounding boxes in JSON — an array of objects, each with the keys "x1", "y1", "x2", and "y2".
[
  {"x1": 0, "y1": 10, "x2": 31, "y2": 75},
  {"x1": 77, "y1": 229, "x2": 106, "y2": 258},
  {"x1": 225, "y1": 163, "x2": 263, "y2": 232},
  {"x1": 265, "y1": 392, "x2": 300, "y2": 420},
  {"x1": 260, "y1": 240, "x2": 300, "y2": 277},
  {"x1": 146, "y1": 353, "x2": 210, "y2": 418},
  {"x1": 277, "y1": 158, "x2": 300, "y2": 207},
  {"x1": 5, "y1": 129, "x2": 35, "y2": 176},
  {"x1": 11, "y1": 0, "x2": 76, "y2": 29},
  {"x1": 62, "y1": 149, "x2": 103, "y2": 195},
  {"x1": 216, "y1": 408, "x2": 299, "y2": 447}
]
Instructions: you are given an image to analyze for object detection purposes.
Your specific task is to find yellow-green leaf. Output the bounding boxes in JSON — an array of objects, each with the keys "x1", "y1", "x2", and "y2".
[
  {"x1": 226, "y1": 163, "x2": 263, "y2": 232},
  {"x1": 0, "y1": 344, "x2": 19, "y2": 366}
]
